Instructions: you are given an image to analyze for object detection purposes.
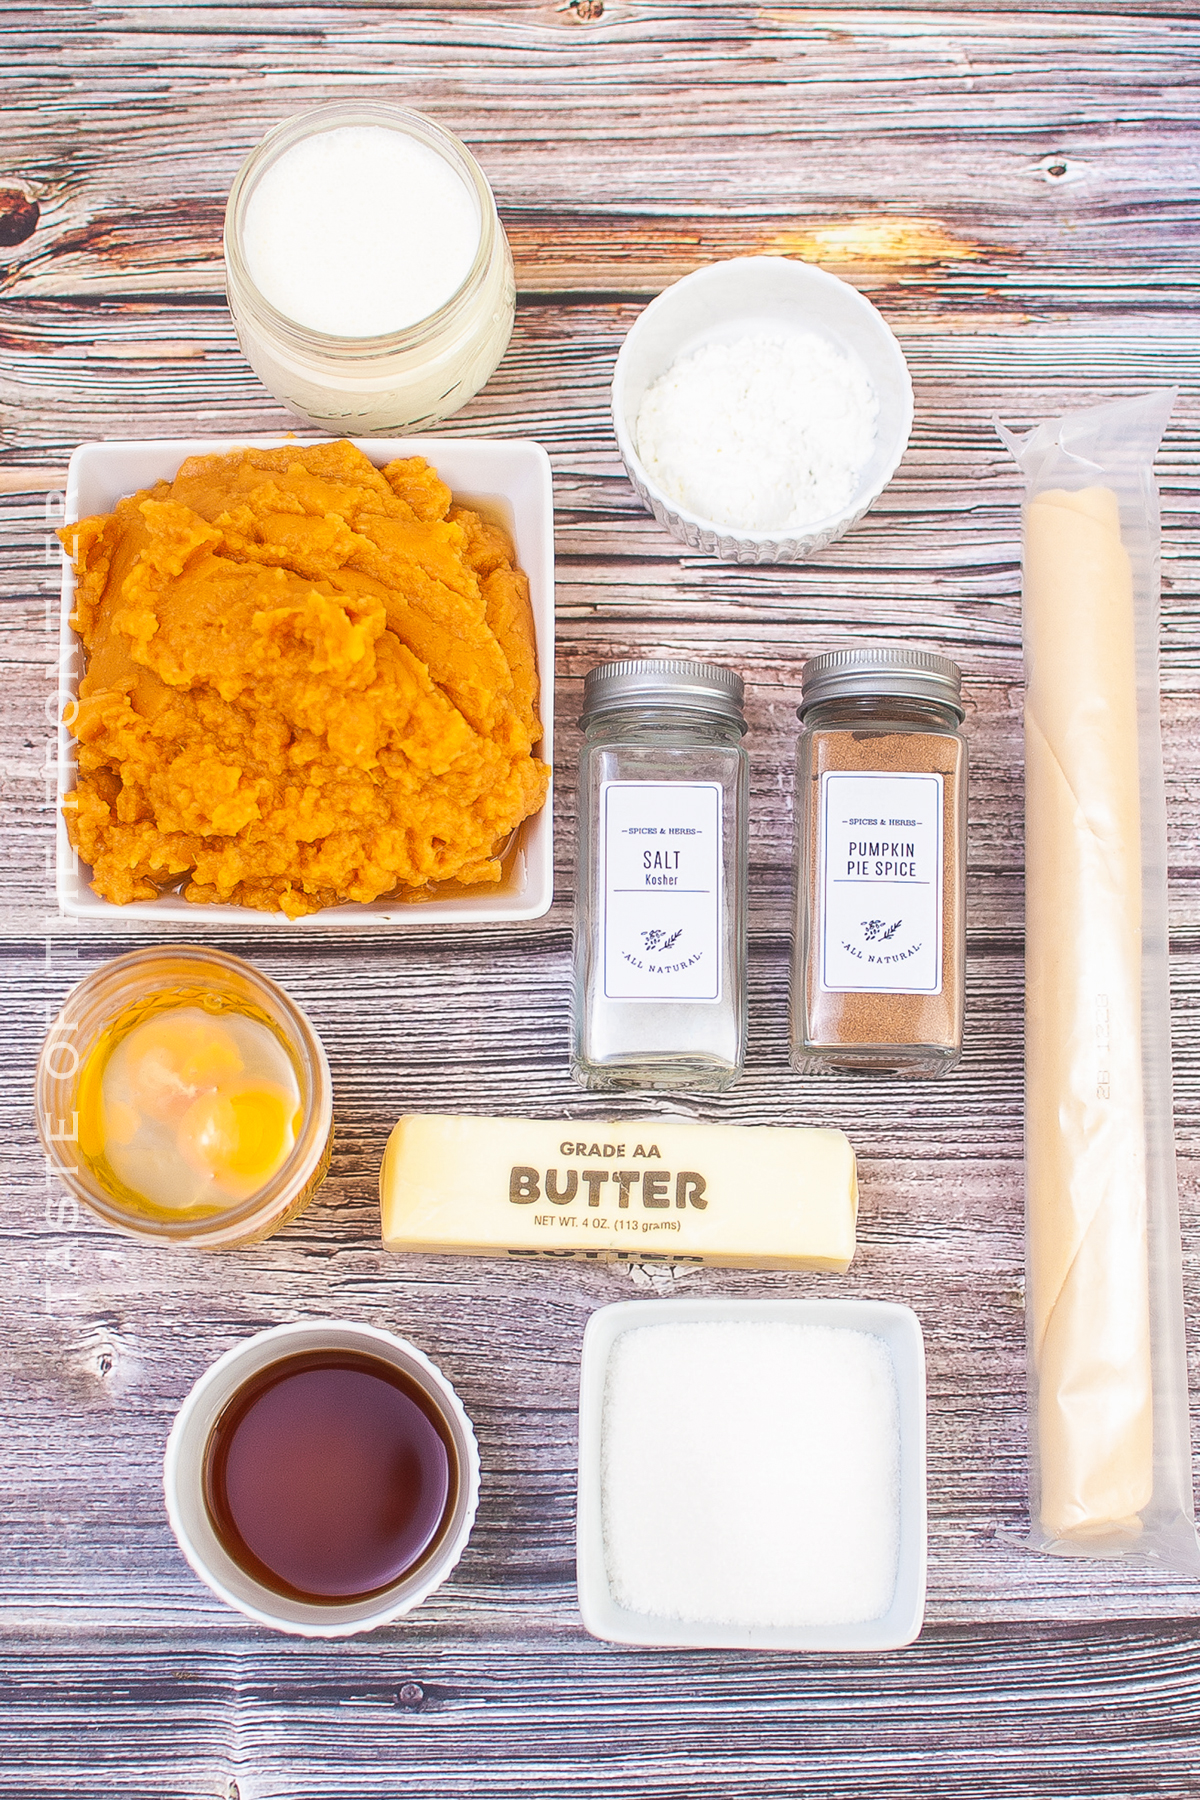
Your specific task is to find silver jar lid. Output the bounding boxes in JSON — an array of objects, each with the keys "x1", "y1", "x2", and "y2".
[
  {"x1": 581, "y1": 659, "x2": 746, "y2": 728},
  {"x1": 798, "y1": 648, "x2": 964, "y2": 719}
]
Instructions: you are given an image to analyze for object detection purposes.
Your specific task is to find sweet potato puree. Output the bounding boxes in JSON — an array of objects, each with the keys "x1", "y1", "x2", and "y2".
[{"x1": 59, "y1": 442, "x2": 550, "y2": 917}]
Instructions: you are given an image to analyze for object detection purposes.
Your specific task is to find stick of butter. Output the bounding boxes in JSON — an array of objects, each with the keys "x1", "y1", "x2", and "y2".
[{"x1": 379, "y1": 1115, "x2": 857, "y2": 1272}]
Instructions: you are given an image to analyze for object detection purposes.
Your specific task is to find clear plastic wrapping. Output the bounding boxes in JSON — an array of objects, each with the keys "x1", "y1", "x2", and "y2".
[{"x1": 1000, "y1": 393, "x2": 1199, "y2": 1569}]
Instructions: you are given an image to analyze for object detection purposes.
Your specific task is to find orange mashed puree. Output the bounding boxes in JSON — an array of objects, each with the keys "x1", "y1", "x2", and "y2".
[{"x1": 59, "y1": 441, "x2": 550, "y2": 918}]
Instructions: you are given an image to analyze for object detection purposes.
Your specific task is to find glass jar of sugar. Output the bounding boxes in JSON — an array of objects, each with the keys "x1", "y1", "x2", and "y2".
[
  {"x1": 224, "y1": 103, "x2": 515, "y2": 433},
  {"x1": 790, "y1": 648, "x2": 967, "y2": 1076},
  {"x1": 572, "y1": 660, "x2": 749, "y2": 1092}
]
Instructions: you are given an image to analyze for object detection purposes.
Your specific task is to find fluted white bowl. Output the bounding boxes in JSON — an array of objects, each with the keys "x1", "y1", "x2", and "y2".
[{"x1": 612, "y1": 257, "x2": 913, "y2": 565}]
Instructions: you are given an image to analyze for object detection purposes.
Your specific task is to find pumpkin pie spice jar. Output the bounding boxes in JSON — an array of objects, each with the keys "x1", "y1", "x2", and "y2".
[{"x1": 790, "y1": 649, "x2": 967, "y2": 1076}]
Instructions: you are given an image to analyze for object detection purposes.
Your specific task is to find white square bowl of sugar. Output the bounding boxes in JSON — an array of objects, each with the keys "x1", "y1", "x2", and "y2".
[
  {"x1": 576, "y1": 1295, "x2": 927, "y2": 1652},
  {"x1": 55, "y1": 434, "x2": 554, "y2": 928}
]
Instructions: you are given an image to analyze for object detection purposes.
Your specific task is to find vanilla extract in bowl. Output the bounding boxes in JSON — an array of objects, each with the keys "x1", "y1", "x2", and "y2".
[{"x1": 202, "y1": 1348, "x2": 457, "y2": 1604}]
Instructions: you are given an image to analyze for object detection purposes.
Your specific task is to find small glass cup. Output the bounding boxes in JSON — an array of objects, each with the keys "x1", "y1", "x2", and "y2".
[
  {"x1": 224, "y1": 102, "x2": 516, "y2": 432},
  {"x1": 35, "y1": 946, "x2": 333, "y2": 1248}
]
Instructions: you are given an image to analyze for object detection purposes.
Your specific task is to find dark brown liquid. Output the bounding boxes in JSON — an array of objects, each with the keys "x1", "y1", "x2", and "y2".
[{"x1": 203, "y1": 1349, "x2": 456, "y2": 1603}]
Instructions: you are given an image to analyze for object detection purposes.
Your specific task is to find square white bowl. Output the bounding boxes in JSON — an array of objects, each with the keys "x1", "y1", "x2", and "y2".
[
  {"x1": 576, "y1": 1295, "x2": 927, "y2": 1652},
  {"x1": 55, "y1": 435, "x2": 554, "y2": 927}
]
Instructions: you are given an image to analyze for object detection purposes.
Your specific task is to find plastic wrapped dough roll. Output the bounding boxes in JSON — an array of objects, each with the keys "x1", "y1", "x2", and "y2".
[
  {"x1": 1023, "y1": 484, "x2": 1153, "y2": 1541},
  {"x1": 1004, "y1": 391, "x2": 1200, "y2": 1572}
]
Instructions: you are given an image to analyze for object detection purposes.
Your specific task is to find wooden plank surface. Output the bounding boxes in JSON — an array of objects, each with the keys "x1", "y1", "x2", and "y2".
[{"x1": 3, "y1": 4, "x2": 1200, "y2": 1795}]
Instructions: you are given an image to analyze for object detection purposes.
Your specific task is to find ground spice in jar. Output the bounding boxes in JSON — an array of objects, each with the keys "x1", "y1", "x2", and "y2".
[{"x1": 790, "y1": 650, "x2": 967, "y2": 1075}]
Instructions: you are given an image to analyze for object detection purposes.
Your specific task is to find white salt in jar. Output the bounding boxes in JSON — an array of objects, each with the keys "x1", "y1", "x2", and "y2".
[
  {"x1": 224, "y1": 104, "x2": 515, "y2": 432},
  {"x1": 572, "y1": 659, "x2": 749, "y2": 1092}
]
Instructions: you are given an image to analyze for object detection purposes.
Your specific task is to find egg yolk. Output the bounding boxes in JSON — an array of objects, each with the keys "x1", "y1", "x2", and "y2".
[
  {"x1": 121, "y1": 1016, "x2": 244, "y2": 1122},
  {"x1": 176, "y1": 1083, "x2": 296, "y2": 1194}
]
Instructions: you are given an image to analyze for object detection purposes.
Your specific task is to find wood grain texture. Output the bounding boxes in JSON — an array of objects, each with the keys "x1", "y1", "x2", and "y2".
[{"x1": 3, "y1": 3, "x2": 1200, "y2": 1796}]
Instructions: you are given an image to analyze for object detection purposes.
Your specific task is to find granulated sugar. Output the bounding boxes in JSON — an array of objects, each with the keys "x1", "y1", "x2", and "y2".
[
  {"x1": 634, "y1": 332, "x2": 878, "y2": 534},
  {"x1": 600, "y1": 1321, "x2": 900, "y2": 1627}
]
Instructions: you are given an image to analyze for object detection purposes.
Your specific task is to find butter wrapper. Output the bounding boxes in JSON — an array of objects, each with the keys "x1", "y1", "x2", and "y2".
[{"x1": 379, "y1": 1114, "x2": 857, "y2": 1272}]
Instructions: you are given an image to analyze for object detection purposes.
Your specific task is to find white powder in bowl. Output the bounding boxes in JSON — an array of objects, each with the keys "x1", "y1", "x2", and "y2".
[
  {"x1": 633, "y1": 332, "x2": 879, "y2": 534},
  {"x1": 600, "y1": 1321, "x2": 900, "y2": 1628}
]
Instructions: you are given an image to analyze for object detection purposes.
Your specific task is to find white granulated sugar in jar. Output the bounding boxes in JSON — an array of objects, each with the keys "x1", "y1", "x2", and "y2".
[
  {"x1": 600, "y1": 1321, "x2": 900, "y2": 1627},
  {"x1": 634, "y1": 332, "x2": 879, "y2": 534}
]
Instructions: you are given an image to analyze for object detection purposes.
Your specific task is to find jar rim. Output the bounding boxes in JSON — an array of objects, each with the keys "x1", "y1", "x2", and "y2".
[{"x1": 223, "y1": 102, "x2": 501, "y2": 359}]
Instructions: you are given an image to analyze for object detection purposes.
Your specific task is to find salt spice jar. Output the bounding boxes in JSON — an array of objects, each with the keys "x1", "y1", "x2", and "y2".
[
  {"x1": 790, "y1": 648, "x2": 967, "y2": 1075},
  {"x1": 572, "y1": 660, "x2": 749, "y2": 1092},
  {"x1": 223, "y1": 103, "x2": 515, "y2": 432}
]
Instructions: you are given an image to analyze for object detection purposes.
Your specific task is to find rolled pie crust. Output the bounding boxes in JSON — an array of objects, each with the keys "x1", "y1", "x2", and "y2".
[{"x1": 1024, "y1": 484, "x2": 1153, "y2": 1541}]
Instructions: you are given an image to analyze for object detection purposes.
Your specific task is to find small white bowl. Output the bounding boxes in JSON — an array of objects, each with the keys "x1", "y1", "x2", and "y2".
[
  {"x1": 612, "y1": 257, "x2": 913, "y2": 565},
  {"x1": 576, "y1": 1296, "x2": 927, "y2": 1652},
  {"x1": 163, "y1": 1319, "x2": 480, "y2": 1637},
  {"x1": 56, "y1": 435, "x2": 554, "y2": 927}
]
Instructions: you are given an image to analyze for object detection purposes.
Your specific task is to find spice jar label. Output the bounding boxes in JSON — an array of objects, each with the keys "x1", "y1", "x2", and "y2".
[
  {"x1": 818, "y1": 772, "x2": 943, "y2": 994},
  {"x1": 601, "y1": 781, "x2": 723, "y2": 1002}
]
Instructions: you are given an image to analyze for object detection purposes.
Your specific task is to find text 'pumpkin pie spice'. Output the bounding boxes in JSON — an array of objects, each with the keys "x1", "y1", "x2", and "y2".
[{"x1": 790, "y1": 649, "x2": 967, "y2": 1076}]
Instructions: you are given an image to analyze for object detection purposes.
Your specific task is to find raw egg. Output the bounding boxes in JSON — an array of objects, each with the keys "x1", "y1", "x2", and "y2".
[{"x1": 83, "y1": 1003, "x2": 302, "y2": 1216}]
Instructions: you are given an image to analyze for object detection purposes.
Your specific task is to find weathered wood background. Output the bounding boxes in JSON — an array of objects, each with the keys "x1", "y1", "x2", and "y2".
[{"x1": 3, "y1": 4, "x2": 1200, "y2": 1795}]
